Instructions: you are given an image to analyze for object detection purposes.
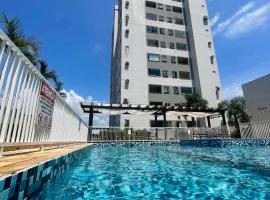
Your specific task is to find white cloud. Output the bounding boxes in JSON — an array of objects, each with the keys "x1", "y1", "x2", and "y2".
[
  {"x1": 225, "y1": 3, "x2": 270, "y2": 38},
  {"x1": 63, "y1": 89, "x2": 109, "y2": 127},
  {"x1": 222, "y1": 62, "x2": 270, "y2": 100},
  {"x1": 223, "y1": 82, "x2": 243, "y2": 100},
  {"x1": 210, "y1": 13, "x2": 220, "y2": 27},
  {"x1": 213, "y1": 1, "x2": 256, "y2": 35}
]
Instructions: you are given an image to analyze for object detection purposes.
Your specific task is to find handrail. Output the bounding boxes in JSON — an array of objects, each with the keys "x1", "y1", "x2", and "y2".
[
  {"x1": 0, "y1": 28, "x2": 88, "y2": 144},
  {"x1": 0, "y1": 29, "x2": 87, "y2": 126}
]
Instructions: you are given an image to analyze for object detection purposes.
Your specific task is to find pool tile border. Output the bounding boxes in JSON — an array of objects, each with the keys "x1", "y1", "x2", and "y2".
[{"x1": 0, "y1": 146, "x2": 90, "y2": 200}]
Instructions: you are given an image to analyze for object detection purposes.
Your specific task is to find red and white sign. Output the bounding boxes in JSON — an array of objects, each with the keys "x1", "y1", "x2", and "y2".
[{"x1": 35, "y1": 81, "x2": 56, "y2": 129}]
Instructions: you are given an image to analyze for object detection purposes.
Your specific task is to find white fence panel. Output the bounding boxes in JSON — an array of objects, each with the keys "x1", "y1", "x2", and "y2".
[
  {"x1": 240, "y1": 120, "x2": 270, "y2": 139},
  {"x1": 0, "y1": 28, "x2": 88, "y2": 144}
]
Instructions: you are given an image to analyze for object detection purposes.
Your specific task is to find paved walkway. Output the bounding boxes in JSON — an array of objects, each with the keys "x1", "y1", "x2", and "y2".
[{"x1": 0, "y1": 143, "x2": 91, "y2": 178}]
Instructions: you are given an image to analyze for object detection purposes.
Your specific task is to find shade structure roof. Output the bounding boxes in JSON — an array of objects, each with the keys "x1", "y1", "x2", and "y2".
[{"x1": 81, "y1": 103, "x2": 226, "y2": 118}]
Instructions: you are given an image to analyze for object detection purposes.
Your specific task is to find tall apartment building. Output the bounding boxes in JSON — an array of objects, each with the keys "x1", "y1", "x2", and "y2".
[{"x1": 110, "y1": 0, "x2": 223, "y2": 128}]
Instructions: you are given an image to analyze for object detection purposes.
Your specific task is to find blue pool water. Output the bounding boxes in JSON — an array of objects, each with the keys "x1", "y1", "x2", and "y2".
[{"x1": 35, "y1": 144, "x2": 270, "y2": 199}]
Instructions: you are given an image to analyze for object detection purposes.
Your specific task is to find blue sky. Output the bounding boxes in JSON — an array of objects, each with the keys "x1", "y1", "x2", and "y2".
[{"x1": 1, "y1": 0, "x2": 270, "y2": 125}]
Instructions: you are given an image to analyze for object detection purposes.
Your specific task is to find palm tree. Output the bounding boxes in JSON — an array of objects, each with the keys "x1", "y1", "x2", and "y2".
[
  {"x1": 0, "y1": 14, "x2": 41, "y2": 65},
  {"x1": 38, "y1": 60, "x2": 57, "y2": 82},
  {"x1": 218, "y1": 97, "x2": 250, "y2": 138},
  {"x1": 55, "y1": 81, "x2": 63, "y2": 92}
]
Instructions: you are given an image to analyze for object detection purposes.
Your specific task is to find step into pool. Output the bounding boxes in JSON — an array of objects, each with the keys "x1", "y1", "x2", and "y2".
[{"x1": 34, "y1": 143, "x2": 270, "y2": 199}]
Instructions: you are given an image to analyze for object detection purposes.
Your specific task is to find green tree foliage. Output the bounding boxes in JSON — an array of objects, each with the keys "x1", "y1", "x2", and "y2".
[
  {"x1": 219, "y1": 97, "x2": 249, "y2": 128},
  {"x1": 38, "y1": 60, "x2": 57, "y2": 82},
  {"x1": 55, "y1": 81, "x2": 64, "y2": 92},
  {"x1": 218, "y1": 97, "x2": 250, "y2": 138},
  {"x1": 185, "y1": 93, "x2": 208, "y2": 108},
  {"x1": 0, "y1": 14, "x2": 41, "y2": 65},
  {"x1": 0, "y1": 14, "x2": 64, "y2": 94}
]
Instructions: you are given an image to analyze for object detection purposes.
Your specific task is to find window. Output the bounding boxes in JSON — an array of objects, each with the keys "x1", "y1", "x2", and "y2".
[
  {"x1": 150, "y1": 102, "x2": 163, "y2": 106},
  {"x1": 148, "y1": 53, "x2": 160, "y2": 62},
  {"x1": 147, "y1": 26, "x2": 158, "y2": 33},
  {"x1": 148, "y1": 68, "x2": 161, "y2": 77},
  {"x1": 208, "y1": 42, "x2": 212, "y2": 48},
  {"x1": 216, "y1": 87, "x2": 220, "y2": 100},
  {"x1": 173, "y1": 87, "x2": 179, "y2": 95},
  {"x1": 175, "y1": 30, "x2": 186, "y2": 38},
  {"x1": 125, "y1": 15, "x2": 129, "y2": 26},
  {"x1": 210, "y1": 55, "x2": 215, "y2": 64},
  {"x1": 163, "y1": 86, "x2": 170, "y2": 94},
  {"x1": 171, "y1": 56, "x2": 176, "y2": 64},
  {"x1": 172, "y1": 71, "x2": 177, "y2": 78},
  {"x1": 123, "y1": 98, "x2": 129, "y2": 104},
  {"x1": 149, "y1": 85, "x2": 162, "y2": 94},
  {"x1": 125, "y1": 79, "x2": 130, "y2": 89},
  {"x1": 147, "y1": 39, "x2": 159, "y2": 47},
  {"x1": 125, "y1": 119, "x2": 130, "y2": 127},
  {"x1": 168, "y1": 29, "x2": 174, "y2": 36},
  {"x1": 163, "y1": 70, "x2": 168, "y2": 78},
  {"x1": 174, "y1": 18, "x2": 184, "y2": 25},
  {"x1": 166, "y1": 5, "x2": 171, "y2": 11},
  {"x1": 146, "y1": 13, "x2": 157, "y2": 21},
  {"x1": 159, "y1": 16, "x2": 164, "y2": 22},
  {"x1": 160, "y1": 28, "x2": 165, "y2": 34},
  {"x1": 167, "y1": 17, "x2": 173, "y2": 23},
  {"x1": 178, "y1": 57, "x2": 189, "y2": 65},
  {"x1": 172, "y1": 6, "x2": 182, "y2": 13},
  {"x1": 179, "y1": 71, "x2": 191, "y2": 80},
  {"x1": 125, "y1": 1, "x2": 129, "y2": 9},
  {"x1": 203, "y1": 16, "x2": 209, "y2": 25},
  {"x1": 160, "y1": 41, "x2": 166, "y2": 48},
  {"x1": 146, "y1": 1, "x2": 156, "y2": 8},
  {"x1": 161, "y1": 55, "x2": 167, "y2": 63},
  {"x1": 125, "y1": 62, "x2": 129, "y2": 70},
  {"x1": 158, "y1": 3, "x2": 163, "y2": 9},
  {"x1": 181, "y1": 87, "x2": 193, "y2": 94},
  {"x1": 125, "y1": 46, "x2": 129, "y2": 56},
  {"x1": 125, "y1": 29, "x2": 129, "y2": 38},
  {"x1": 176, "y1": 43, "x2": 187, "y2": 50},
  {"x1": 169, "y1": 42, "x2": 175, "y2": 49}
]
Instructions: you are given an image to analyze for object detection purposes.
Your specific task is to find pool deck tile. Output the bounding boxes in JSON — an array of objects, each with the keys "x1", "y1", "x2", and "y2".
[{"x1": 0, "y1": 143, "x2": 91, "y2": 178}]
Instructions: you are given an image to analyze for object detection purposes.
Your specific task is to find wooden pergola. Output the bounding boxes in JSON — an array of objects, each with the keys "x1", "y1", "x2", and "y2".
[{"x1": 81, "y1": 103, "x2": 227, "y2": 140}]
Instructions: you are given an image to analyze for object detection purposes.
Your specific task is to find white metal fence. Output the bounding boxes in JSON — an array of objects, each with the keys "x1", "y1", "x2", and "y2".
[
  {"x1": 240, "y1": 120, "x2": 270, "y2": 139},
  {"x1": 0, "y1": 28, "x2": 88, "y2": 144},
  {"x1": 90, "y1": 126, "x2": 230, "y2": 142}
]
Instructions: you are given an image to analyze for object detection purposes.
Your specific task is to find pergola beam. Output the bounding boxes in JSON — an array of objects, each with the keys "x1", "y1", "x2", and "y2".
[{"x1": 80, "y1": 103, "x2": 226, "y2": 114}]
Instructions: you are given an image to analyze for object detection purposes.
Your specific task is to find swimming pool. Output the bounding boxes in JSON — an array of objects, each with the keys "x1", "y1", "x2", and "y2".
[{"x1": 34, "y1": 144, "x2": 270, "y2": 199}]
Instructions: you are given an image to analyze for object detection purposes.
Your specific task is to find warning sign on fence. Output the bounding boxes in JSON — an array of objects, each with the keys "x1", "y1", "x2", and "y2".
[{"x1": 35, "y1": 81, "x2": 56, "y2": 129}]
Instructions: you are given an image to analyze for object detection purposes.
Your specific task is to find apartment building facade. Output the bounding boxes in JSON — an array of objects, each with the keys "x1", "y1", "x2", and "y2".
[
  {"x1": 110, "y1": 0, "x2": 223, "y2": 128},
  {"x1": 242, "y1": 74, "x2": 270, "y2": 122}
]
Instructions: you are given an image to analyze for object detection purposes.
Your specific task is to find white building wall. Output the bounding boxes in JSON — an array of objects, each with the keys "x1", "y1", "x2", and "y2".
[
  {"x1": 183, "y1": 0, "x2": 223, "y2": 108},
  {"x1": 111, "y1": 0, "x2": 224, "y2": 128},
  {"x1": 242, "y1": 74, "x2": 270, "y2": 122}
]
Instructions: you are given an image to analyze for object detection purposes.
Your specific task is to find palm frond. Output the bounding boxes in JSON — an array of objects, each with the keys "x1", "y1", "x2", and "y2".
[
  {"x1": 0, "y1": 13, "x2": 24, "y2": 41},
  {"x1": 55, "y1": 81, "x2": 64, "y2": 92},
  {"x1": 47, "y1": 70, "x2": 57, "y2": 82}
]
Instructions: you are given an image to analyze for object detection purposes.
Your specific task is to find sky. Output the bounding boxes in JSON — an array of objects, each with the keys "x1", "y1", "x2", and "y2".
[{"x1": 1, "y1": 0, "x2": 270, "y2": 126}]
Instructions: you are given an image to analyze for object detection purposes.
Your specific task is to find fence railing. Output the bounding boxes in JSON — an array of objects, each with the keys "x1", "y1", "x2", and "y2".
[
  {"x1": 240, "y1": 120, "x2": 270, "y2": 139},
  {"x1": 90, "y1": 126, "x2": 230, "y2": 142},
  {"x1": 0, "y1": 28, "x2": 88, "y2": 144}
]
